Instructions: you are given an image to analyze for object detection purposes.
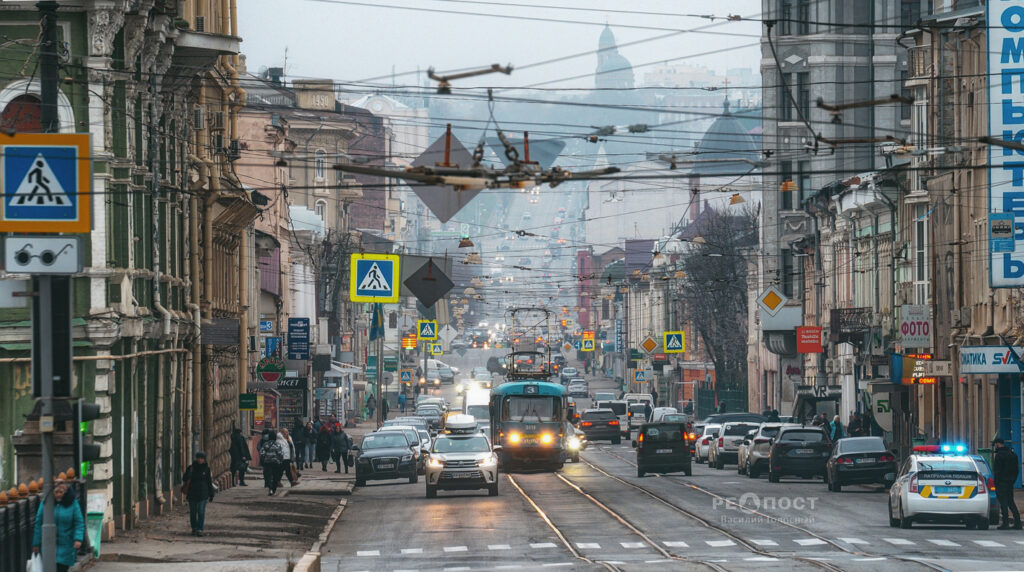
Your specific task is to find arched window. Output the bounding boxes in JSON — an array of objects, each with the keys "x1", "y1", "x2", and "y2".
[
  {"x1": 314, "y1": 149, "x2": 325, "y2": 181},
  {"x1": 1, "y1": 94, "x2": 42, "y2": 133},
  {"x1": 314, "y1": 199, "x2": 327, "y2": 220}
]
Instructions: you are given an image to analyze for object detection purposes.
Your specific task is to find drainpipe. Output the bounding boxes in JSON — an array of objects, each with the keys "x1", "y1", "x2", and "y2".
[
  {"x1": 149, "y1": 72, "x2": 168, "y2": 506},
  {"x1": 239, "y1": 227, "x2": 249, "y2": 397}
]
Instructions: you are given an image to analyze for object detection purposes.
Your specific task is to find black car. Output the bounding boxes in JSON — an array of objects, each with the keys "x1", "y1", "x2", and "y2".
[
  {"x1": 579, "y1": 409, "x2": 622, "y2": 444},
  {"x1": 415, "y1": 406, "x2": 443, "y2": 432},
  {"x1": 768, "y1": 426, "x2": 831, "y2": 483},
  {"x1": 486, "y1": 355, "x2": 508, "y2": 376},
  {"x1": 353, "y1": 432, "x2": 419, "y2": 487},
  {"x1": 634, "y1": 422, "x2": 692, "y2": 477},
  {"x1": 825, "y1": 436, "x2": 897, "y2": 491}
]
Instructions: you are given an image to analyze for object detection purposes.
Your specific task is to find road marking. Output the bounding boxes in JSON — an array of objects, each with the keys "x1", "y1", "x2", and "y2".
[
  {"x1": 927, "y1": 539, "x2": 960, "y2": 547},
  {"x1": 745, "y1": 557, "x2": 779, "y2": 562},
  {"x1": 794, "y1": 538, "x2": 827, "y2": 546},
  {"x1": 488, "y1": 544, "x2": 511, "y2": 550},
  {"x1": 576, "y1": 542, "x2": 601, "y2": 549},
  {"x1": 444, "y1": 568, "x2": 471, "y2": 571},
  {"x1": 663, "y1": 541, "x2": 689, "y2": 548},
  {"x1": 705, "y1": 540, "x2": 736, "y2": 547},
  {"x1": 444, "y1": 546, "x2": 469, "y2": 552},
  {"x1": 531, "y1": 543, "x2": 557, "y2": 549},
  {"x1": 645, "y1": 560, "x2": 674, "y2": 563},
  {"x1": 541, "y1": 565, "x2": 573, "y2": 568},
  {"x1": 400, "y1": 548, "x2": 423, "y2": 554},
  {"x1": 838, "y1": 537, "x2": 869, "y2": 545},
  {"x1": 621, "y1": 542, "x2": 645, "y2": 548},
  {"x1": 356, "y1": 550, "x2": 380, "y2": 557},
  {"x1": 1016, "y1": 541, "x2": 1024, "y2": 546},
  {"x1": 853, "y1": 558, "x2": 887, "y2": 562},
  {"x1": 883, "y1": 538, "x2": 915, "y2": 546},
  {"x1": 749, "y1": 539, "x2": 778, "y2": 546},
  {"x1": 972, "y1": 540, "x2": 1005, "y2": 547}
]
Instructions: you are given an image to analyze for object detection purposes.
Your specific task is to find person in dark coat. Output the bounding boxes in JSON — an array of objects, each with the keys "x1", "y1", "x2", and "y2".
[
  {"x1": 182, "y1": 451, "x2": 215, "y2": 536},
  {"x1": 380, "y1": 397, "x2": 390, "y2": 422},
  {"x1": 32, "y1": 479, "x2": 84, "y2": 571},
  {"x1": 303, "y1": 421, "x2": 316, "y2": 469},
  {"x1": 992, "y1": 437, "x2": 1022, "y2": 529},
  {"x1": 228, "y1": 427, "x2": 251, "y2": 486},
  {"x1": 291, "y1": 417, "x2": 307, "y2": 467},
  {"x1": 257, "y1": 429, "x2": 285, "y2": 495},
  {"x1": 316, "y1": 424, "x2": 333, "y2": 471},
  {"x1": 331, "y1": 425, "x2": 352, "y2": 473},
  {"x1": 366, "y1": 394, "x2": 377, "y2": 421},
  {"x1": 643, "y1": 401, "x2": 653, "y2": 422},
  {"x1": 767, "y1": 410, "x2": 781, "y2": 423},
  {"x1": 650, "y1": 388, "x2": 659, "y2": 408}
]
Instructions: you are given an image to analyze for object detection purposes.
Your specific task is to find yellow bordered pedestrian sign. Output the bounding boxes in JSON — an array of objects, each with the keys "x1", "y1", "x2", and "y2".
[
  {"x1": 431, "y1": 343, "x2": 443, "y2": 355},
  {"x1": 663, "y1": 331, "x2": 685, "y2": 353},
  {"x1": 417, "y1": 319, "x2": 438, "y2": 340},
  {"x1": 349, "y1": 253, "x2": 400, "y2": 303},
  {"x1": 0, "y1": 133, "x2": 91, "y2": 233}
]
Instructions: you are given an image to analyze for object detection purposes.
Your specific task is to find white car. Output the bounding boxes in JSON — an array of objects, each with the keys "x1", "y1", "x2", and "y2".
[
  {"x1": 567, "y1": 380, "x2": 589, "y2": 398},
  {"x1": 888, "y1": 451, "x2": 990, "y2": 529},
  {"x1": 650, "y1": 407, "x2": 679, "y2": 423},
  {"x1": 694, "y1": 424, "x2": 721, "y2": 464}
]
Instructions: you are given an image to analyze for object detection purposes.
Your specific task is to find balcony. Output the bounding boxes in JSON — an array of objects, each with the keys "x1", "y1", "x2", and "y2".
[{"x1": 907, "y1": 45, "x2": 932, "y2": 80}]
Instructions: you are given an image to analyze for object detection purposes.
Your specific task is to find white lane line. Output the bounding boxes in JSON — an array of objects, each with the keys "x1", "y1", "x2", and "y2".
[
  {"x1": 488, "y1": 544, "x2": 511, "y2": 550},
  {"x1": 745, "y1": 557, "x2": 779, "y2": 562},
  {"x1": 853, "y1": 558, "x2": 887, "y2": 562},
  {"x1": 645, "y1": 560, "x2": 674, "y2": 564},
  {"x1": 531, "y1": 542, "x2": 557, "y2": 549},
  {"x1": 883, "y1": 538, "x2": 915, "y2": 546},
  {"x1": 356, "y1": 550, "x2": 380, "y2": 557},
  {"x1": 928, "y1": 539, "x2": 960, "y2": 547},
  {"x1": 444, "y1": 546, "x2": 468, "y2": 552},
  {"x1": 444, "y1": 568, "x2": 471, "y2": 572},
  {"x1": 621, "y1": 542, "x2": 646, "y2": 549},
  {"x1": 664, "y1": 541, "x2": 689, "y2": 548},
  {"x1": 705, "y1": 540, "x2": 736, "y2": 547},
  {"x1": 972, "y1": 540, "x2": 1005, "y2": 547},
  {"x1": 541, "y1": 565, "x2": 573, "y2": 568},
  {"x1": 838, "y1": 537, "x2": 869, "y2": 545},
  {"x1": 1017, "y1": 540, "x2": 1024, "y2": 546},
  {"x1": 400, "y1": 548, "x2": 423, "y2": 555},
  {"x1": 495, "y1": 566, "x2": 521, "y2": 570},
  {"x1": 794, "y1": 538, "x2": 827, "y2": 546},
  {"x1": 749, "y1": 539, "x2": 779, "y2": 546},
  {"x1": 576, "y1": 542, "x2": 601, "y2": 549}
]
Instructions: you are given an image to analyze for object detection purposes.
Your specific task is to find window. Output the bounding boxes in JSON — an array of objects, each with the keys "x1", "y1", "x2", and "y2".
[
  {"x1": 796, "y1": 0, "x2": 810, "y2": 35},
  {"x1": 780, "y1": 161, "x2": 794, "y2": 210},
  {"x1": 914, "y1": 205, "x2": 929, "y2": 304},
  {"x1": 796, "y1": 72, "x2": 810, "y2": 120},
  {"x1": 781, "y1": 249, "x2": 795, "y2": 298},
  {"x1": 778, "y1": 72, "x2": 810, "y2": 123},
  {"x1": 901, "y1": 0, "x2": 921, "y2": 29},
  {"x1": 900, "y1": 71, "x2": 911, "y2": 121},
  {"x1": 314, "y1": 199, "x2": 327, "y2": 220},
  {"x1": 778, "y1": 1, "x2": 792, "y2": 35},
  {"x1": 314, "y1": 149, "x2": 325, "y2": 180},
  {"x1": 797, "y1": 160, "x2": 811, "y2": 204},
  {"x1": 1, "y1": 94, "x2": 42, "y2": 133}
]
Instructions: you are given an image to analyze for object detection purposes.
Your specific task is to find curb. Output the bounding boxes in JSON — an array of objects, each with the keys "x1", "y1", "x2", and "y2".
[{"x1": 294, "y1": 497, "x2": 348, "y2": 572}]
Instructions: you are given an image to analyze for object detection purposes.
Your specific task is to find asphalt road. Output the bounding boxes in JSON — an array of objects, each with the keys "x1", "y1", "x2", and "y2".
[{"x1": 322, "y1": 363, "x2": 1024, "y2": 572}]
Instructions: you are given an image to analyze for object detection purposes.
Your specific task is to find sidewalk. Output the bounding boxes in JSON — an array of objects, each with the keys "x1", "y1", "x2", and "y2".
[{"x1": 82, "y1": 428, "x2": 373, "y2": 572}]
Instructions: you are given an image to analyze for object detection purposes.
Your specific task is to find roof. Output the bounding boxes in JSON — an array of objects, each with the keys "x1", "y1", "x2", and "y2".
[
  {"x1": 492, "y1": 380, "x2": 567, "y2": 396},
  {"x1": 689, "y1": 100, "x2": 760, "y2": 176},
  {"x1": 599, "y1": 25, "x2": 617, "y2": 50},
  {"x1": 349, "y1": 94, "x2": 410, "y2": 110}
]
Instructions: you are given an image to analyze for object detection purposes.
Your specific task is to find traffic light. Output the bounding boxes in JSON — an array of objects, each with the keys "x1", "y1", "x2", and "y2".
[{"x1": 74, "y1": 399, "x2": 102, "y2": 478}]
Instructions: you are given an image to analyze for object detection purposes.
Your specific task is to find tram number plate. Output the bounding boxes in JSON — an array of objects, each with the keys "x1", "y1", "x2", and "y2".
[{"x1": 656, "y1": 449, "x2": 673, "y2": 454}]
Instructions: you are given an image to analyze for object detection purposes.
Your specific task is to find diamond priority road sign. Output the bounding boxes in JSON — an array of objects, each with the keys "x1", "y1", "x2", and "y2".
[
  {"x1": 757, "y1": 286, "x2": 787, "y2": 317},
  {"x1": 350, "y1": 253, "x2": 400, "y2": 303},
  {"x1": 0, "y1": 133, "x2": 91, "y2": 233},
  {"x1": 639, "y1": 335, "x2": 658, "y2": 354}
]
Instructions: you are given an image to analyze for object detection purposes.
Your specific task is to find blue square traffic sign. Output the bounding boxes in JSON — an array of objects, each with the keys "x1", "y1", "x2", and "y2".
[
  {"x1": 0, "y1": 133, "x2": 92, "y2": 233},
  {"x1": 350, "y1": 253, "x2": 400, "y2": 303}
]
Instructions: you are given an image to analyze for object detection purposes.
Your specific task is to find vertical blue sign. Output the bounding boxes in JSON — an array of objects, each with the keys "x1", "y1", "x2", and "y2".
[
  {"x1": 287, "y1": 318, "x2": 310, "y2": 360},
  {"x1": 264, "y1": 336, "x2": 281, "y2": 358}
]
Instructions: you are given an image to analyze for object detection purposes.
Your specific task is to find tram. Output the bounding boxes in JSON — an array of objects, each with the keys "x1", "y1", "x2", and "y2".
[{"x1": 489, "y1": 379, "x2": 570, "y2": 471}]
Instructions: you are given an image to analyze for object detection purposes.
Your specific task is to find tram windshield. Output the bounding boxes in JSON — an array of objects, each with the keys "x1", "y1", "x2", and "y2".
[{"x1": 502, "y1": 396, "x2": 561, "y2": 422}]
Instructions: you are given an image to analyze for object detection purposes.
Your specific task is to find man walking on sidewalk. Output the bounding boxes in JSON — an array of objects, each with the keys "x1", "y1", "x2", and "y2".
[
  {"x1": 182, "y1": 451, "x2": 215, "y2": 536},
  {"x1": 992, "y1": 437, "x2": 1022, "y2": 529},
  {"x1": 366, "y1": 394, "x2": 377, "y2": 422},
  {"x1": 258, "y1": 428, "x2": 285, "y2": 496},
  {"x1": 229, "y1": 427, "x2": 251, "y2": 486},
  {"x1": 331, "y1": 424, "x2": 352, "y2": 473}
]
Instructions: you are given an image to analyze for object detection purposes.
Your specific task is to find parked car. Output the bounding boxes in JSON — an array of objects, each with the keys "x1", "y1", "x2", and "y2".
[
  {"x1": 825, "y1": 436, "x2": 897, "y2": 492},
  {"x1": 888, "y1": 451, "x2": 990, "y2": 529},
  {"x1": 709, "y1": 421, "x2": 761, "y2": 469},
  {"x1": 376, "y1": 425, "x2": 429, "y2": 474},
  {"x1": 695, "y1": 424, "x2": 721, "y2": 464},
  {"x1": 738, "y1": 423, "x2": 797, "y2": 478},
  {"x1": 579, "y1": 409, "x2": 621, "y2": 444},
  {"x1": 702, "y1": 412, "x2": 767, "y2": 425},
  {"x1": 634, "y1": 422, "x2": 692, "y2": 477},
  {"x1": 768, "y1": 425, "x2": 832, "y2": 483},
  {"x1": 352, "y1": 432, "x2": 419, "y2": 487}
]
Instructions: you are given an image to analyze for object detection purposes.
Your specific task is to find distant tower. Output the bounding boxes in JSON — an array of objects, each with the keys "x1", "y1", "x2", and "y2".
[{"x1": 595, "y1": 25, "x2": 635, "y2": 90}]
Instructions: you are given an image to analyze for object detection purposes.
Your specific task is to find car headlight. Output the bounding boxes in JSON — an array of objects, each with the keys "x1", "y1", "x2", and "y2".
[
  {"x1": 478, "y1": 454, "x2": 498, "y2": 466},
  {"x1": 357, "y1": 457, "x2": 369, "y2": 464},
  {"x1": 567, "y1": 437, "x2": 581, "y2": 450},
  {"x1": 540, "y1": 433, "x2": 553, "y2": 445},
  {"x1": 427, "y1": 457, "x2": 444, "y2": 468},
  {"x1": 401, "y1": 454, "x2": 413, "y2": 462},
  {"x1": 507, "y1": 432, "x2": 521, "y2": 445}
]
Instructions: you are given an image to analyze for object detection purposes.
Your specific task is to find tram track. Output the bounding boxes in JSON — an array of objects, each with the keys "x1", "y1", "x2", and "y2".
[{"x1": 586, "y1": 445, "x2": 948, "y2": 572}]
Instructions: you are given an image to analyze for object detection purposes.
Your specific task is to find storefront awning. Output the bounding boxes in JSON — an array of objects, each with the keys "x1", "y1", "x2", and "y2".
[{"x1": 325, "y1": 361, "x2": 362, "y2": 378}]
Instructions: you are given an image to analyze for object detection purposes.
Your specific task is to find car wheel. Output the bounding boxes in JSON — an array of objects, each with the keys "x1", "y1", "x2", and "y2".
[
  {"x1": 748, "y1": 466, "x2": 759, "y2": 479},
  {"x1": 612, "y1": 436, "x2": 621, "y2": 445},
  {"x1": 715, "y1": 457, "x2": 724, "y2": 470},
  {"x1": 888, "y1": 502, "x2": 899, "y2": 528},
  {"x1": 899, "y1": 503, "x2": 913, "y2": 529},
  {"x1": 637, "y1": 467, "x2": 645, "y2": 478},
  {"x1": 409, "y1": 473, "x2": 418, "y2": 484},
  {"x1": 683, "y1": 465, "x2": 692, "y2": 477},
  {"x1": 426, "y1": 484, "x2": 437, "y2": 498},
  {"x1": 488, "y1": 483, "x2": 499, "y2": 497},
  {"x1": 571, "y1": 454, "x2": 580, "y2": 463},
  {"x1": 768, "y1": 470, "x2": 780, "y2": 483},
  {"x1": 832, "y1": 478, "x2": 842, "y2": 492}
]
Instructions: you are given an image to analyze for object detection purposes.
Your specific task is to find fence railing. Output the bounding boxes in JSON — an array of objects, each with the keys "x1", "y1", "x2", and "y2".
[{"x1": 0, "y1": 469, "x2": 89, "y2": 572}]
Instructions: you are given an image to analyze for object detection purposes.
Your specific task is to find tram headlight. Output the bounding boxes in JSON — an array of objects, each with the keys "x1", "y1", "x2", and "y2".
[
  {"x1": 540, "y1": 433, "x2": 554, "y2": 445},
  {"x1": 567, "y1": 436, "x2": 581, "y2": 451},
  {"x1": 508, "y1": 432, "x2": 522, "y2": 445}
]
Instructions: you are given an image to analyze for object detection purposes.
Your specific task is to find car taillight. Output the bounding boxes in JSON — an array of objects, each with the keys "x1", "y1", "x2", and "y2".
[
  {"x1": 836, "y1": 456, "x2": 853, "y2": 465},
  {"x1": 627, "y1": 411, "x2": 632, "y2": 417},
  {"x1": 609, "y1": 420, "x2": 619, "y2": 426},
  {"x1": 581, "y1": 421, "x2": 593, "y2": 427},
  {"x1": 879, "y1": 454, "x2": 894, "y2": 462},
  {"x1": 687, "y1": 433, "x2": 696, "y2": 440},
  {"x1": 909, "y1": 474, "x2": 919, "y2": 494},
  {"x1": 718, "y1": 437, "x2": 724, "y2": 448},
  {"x1": 987, "y1": 477, "x2": 996, "y2": 492},
  {"x1": 702, "y1": 437, "x2": 711, "y2": 445}
]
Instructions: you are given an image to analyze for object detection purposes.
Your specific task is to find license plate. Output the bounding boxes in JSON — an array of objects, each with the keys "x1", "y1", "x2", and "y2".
[
  {"x1": 855, "y1": 457, "x2": 876, "y2": 464},
  {"x1": 377, "y1": 463, "x2": 395, "y2": 470},
  {"x1": 795, "y1": 448, "x2": 814, "y2": 454},
  {"x1": 448, "y1": 472, "x2": 475, "y2": 479},
  {"x1": 933, "y1": 486, "x2": 960, "y2": 494},
  {"x1": 521, "y1": 438, "x2": 537, "y2": 446},
  {"x1": 656, "y1": 448, "x2": 673, "y2": 454}
]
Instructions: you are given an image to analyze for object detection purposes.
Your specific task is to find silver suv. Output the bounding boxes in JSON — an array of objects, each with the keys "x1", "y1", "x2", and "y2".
[
  {"x1": 709, "y1": 421, "x2": 761, "y2": 469},
  {"x1": 425, "y1": 427, "x2": 499, "y2": 498}
]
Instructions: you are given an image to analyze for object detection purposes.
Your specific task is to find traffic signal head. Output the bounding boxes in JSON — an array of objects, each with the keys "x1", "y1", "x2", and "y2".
[{"x1": 74, "y1": 400, "x2": 102, "y2": 477}]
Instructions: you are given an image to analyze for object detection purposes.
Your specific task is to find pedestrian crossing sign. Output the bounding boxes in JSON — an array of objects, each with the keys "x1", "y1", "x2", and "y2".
[
  {"x1": 0, "y1": 133, "x2": 91, "y2": 233},
  {"x1": 663, "y1": 331, "x2": 685, "y2": 353},
  {"x1": 350, "y1": 253, "x2": 400, "y2": 303},
  {"x1": 418, "y1": 319, "x2": 438, "y2": 340},
  {"x1": 400, "y1": 369, "x2": 413, "y2": 383},
  {"x1": 634, "y1": 370, "x2": 646, "y2": 383},
  {"x1": 431, "y1": 343, "x2": 443, "y2": 355},
  {"x1": 582, "y1": 339, "x2": 595, "y2": 352}
]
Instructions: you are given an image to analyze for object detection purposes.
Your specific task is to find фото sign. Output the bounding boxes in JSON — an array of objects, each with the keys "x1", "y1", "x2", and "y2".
[
  {"x1": 958, "y1": 346, "x2": 1024, "y2": 374},
  {"x1": 988, "y1": 0, "x2": 1024, "y2": 286},
  {"x1": 899, "y1": 304, "x2": 931, "y2": 349}
]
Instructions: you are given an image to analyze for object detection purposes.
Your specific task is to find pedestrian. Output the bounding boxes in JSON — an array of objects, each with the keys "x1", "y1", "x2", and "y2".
[
  {"x1": 848, "y1": 413, "x2": 864, "y2": 437},
  {"x1": 291, "y1": 417, "x2": 307, "y2": 467},
  {"x1": 331, "y1": 425, "x2": 352, "y2": 473},
  {"x1": 278, "y1": 428, "x2": 298, "y2": 487},
  {"x1": 650, "y1": 388, "x2": 659, "y2": 407},
  {"x1": 811, "y1": 413, "x2": 825, "y2": 427},
  {"x1": 257, "y1": 428, "x2": 284, "y2": 496},
  {"x1": 828, "y1": 415, "x2": 844, "y2": 442},
  {"x1": 767, "y1": 409, "x2": 780, "y2": 423},
  {"x1": 32, "y1": 479, "x2": 84, "y2": 571},
  {"x1": 413, "y1": 383, "x2": 421, "y2": 399},
  {"x1": 366, "y1": 394, "x2": 377, "y2": 421},
  {"x1": 380, "y1": 397, "x2": 390, "y2": 422},
  {"x1": 643, "y1": 401, "x2": 653, "y2": 422},
  {"x1": 992, "y1": 437, "x2": 1022, "y2": 529},
  {"x1": 316, "y1": 424, "x2": 333, "y2": 471},
  {"x1": 313, "y1": 416, "x2": 323, "y2": 434},
  {"x1": 228, "y1": 427, "x2": 251, "y2": 486},
  {"x1": 304, "y1": 421, "x2": 316, "y2": 468},
  {"x1": 398, "y1": 391, "x2": 407, "y2": 413},
  {"x1": 181, "y1": 451, "x2": 215, "y2": 536}
]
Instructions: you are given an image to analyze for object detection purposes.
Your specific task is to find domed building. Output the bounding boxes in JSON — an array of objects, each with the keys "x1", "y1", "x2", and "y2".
[
  {"x1": 595, "y1": 25, "x2": 635, "y2": 90},
  {"x1": 689, "y1": 99, "x2": 759, "y2": 177}
]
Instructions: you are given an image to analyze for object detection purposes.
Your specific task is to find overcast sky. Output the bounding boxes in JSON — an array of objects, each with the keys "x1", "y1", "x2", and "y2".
[{"x1": 238, "y1": 0, "x2": 763, "y2": 90}]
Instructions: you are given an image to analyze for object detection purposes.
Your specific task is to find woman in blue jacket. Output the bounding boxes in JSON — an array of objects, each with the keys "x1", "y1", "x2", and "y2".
[{"x1": 32, "y1": 479, "x2": 85, "y2": 572}]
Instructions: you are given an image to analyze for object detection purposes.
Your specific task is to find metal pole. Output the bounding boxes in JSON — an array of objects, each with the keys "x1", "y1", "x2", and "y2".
[{"x1": 376, "y1": 332, "x2": 383, "y2": 426}]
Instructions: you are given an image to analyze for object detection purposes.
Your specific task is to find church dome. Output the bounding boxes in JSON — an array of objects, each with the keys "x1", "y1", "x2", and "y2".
[
  {"x1": 595, "y1": 25, "x2": 634, "y2": 90},
  {"x1": 599, "y1": 25, "x2": 617, "y2": 50},
  {"x1": 690, "y1": 100, "x2": 759, "y2": 176}
]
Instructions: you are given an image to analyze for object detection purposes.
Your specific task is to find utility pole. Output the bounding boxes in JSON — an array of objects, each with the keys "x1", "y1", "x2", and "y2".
[{"x1": 37, "y1": 3, "x2": 61, "y2": 572}]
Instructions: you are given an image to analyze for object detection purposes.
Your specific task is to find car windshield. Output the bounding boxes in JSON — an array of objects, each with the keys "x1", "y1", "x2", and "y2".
[
  {"x1": 725, "y1": 424, "x2": 759, "y2": 436},
  {"x1": 838, "y1": 437, "x2": 886, "y2": 453},
  {"x1": 433, "y1": 436, "x2": 490, "y2": 453},
  {"x1": 780, "y1": 430, "x2": 826, "y2": 443},
  {"x1": 644, "y1": 426, "x2": 682, "y2": 441},
  {"x1": 629, "y1": 404, "x2": 647, "y2": 414},
  {"x1": 416, "y1": 408, "x2": 440, "y2": 417},
  {"x1": 467, "y1": 405, "x2": 489, "y2": 420},
  {"x1": 502, "y1": 396, "x2": 561, "y2": 422},
  {"x1": 362, "y1": 434, "x2": 409, "y2": 449},
  {"x1": 760, "y1": 426, "x2": 782, "y2": 438},
  {"x1": 583, "y1": 410, "x2": 615, "y2": 420}
]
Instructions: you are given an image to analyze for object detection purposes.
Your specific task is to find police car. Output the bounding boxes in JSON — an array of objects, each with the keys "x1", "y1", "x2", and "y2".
[
  {"x1": 888, "y1": 444, "x2": 991, "y2": 530},
  {"x1": 425, "y1": 414, "x2": 499, "y2": 498}
]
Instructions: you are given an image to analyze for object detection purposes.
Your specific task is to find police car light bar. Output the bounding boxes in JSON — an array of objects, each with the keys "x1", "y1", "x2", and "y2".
[{"x1": 912, "y1": 443, "x2": 967, "y2": 454}]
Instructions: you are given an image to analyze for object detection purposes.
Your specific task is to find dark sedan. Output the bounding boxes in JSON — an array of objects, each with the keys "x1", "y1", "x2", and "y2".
[
  {"x1": 768, "y1": 426, "x2": 831, "y2": 483},
  {"x1": 825, "y1": 436, "x2": 897, "y2": 491},
  {"x1": 579, "y1": 409, "x2": 621, "y2": 444},
  {"x1": 353, "y1": 432, "x2": 419, "y2": 487},
  {"x1": 415, "y1": 406, "x2": 443, "y2": 432}
]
